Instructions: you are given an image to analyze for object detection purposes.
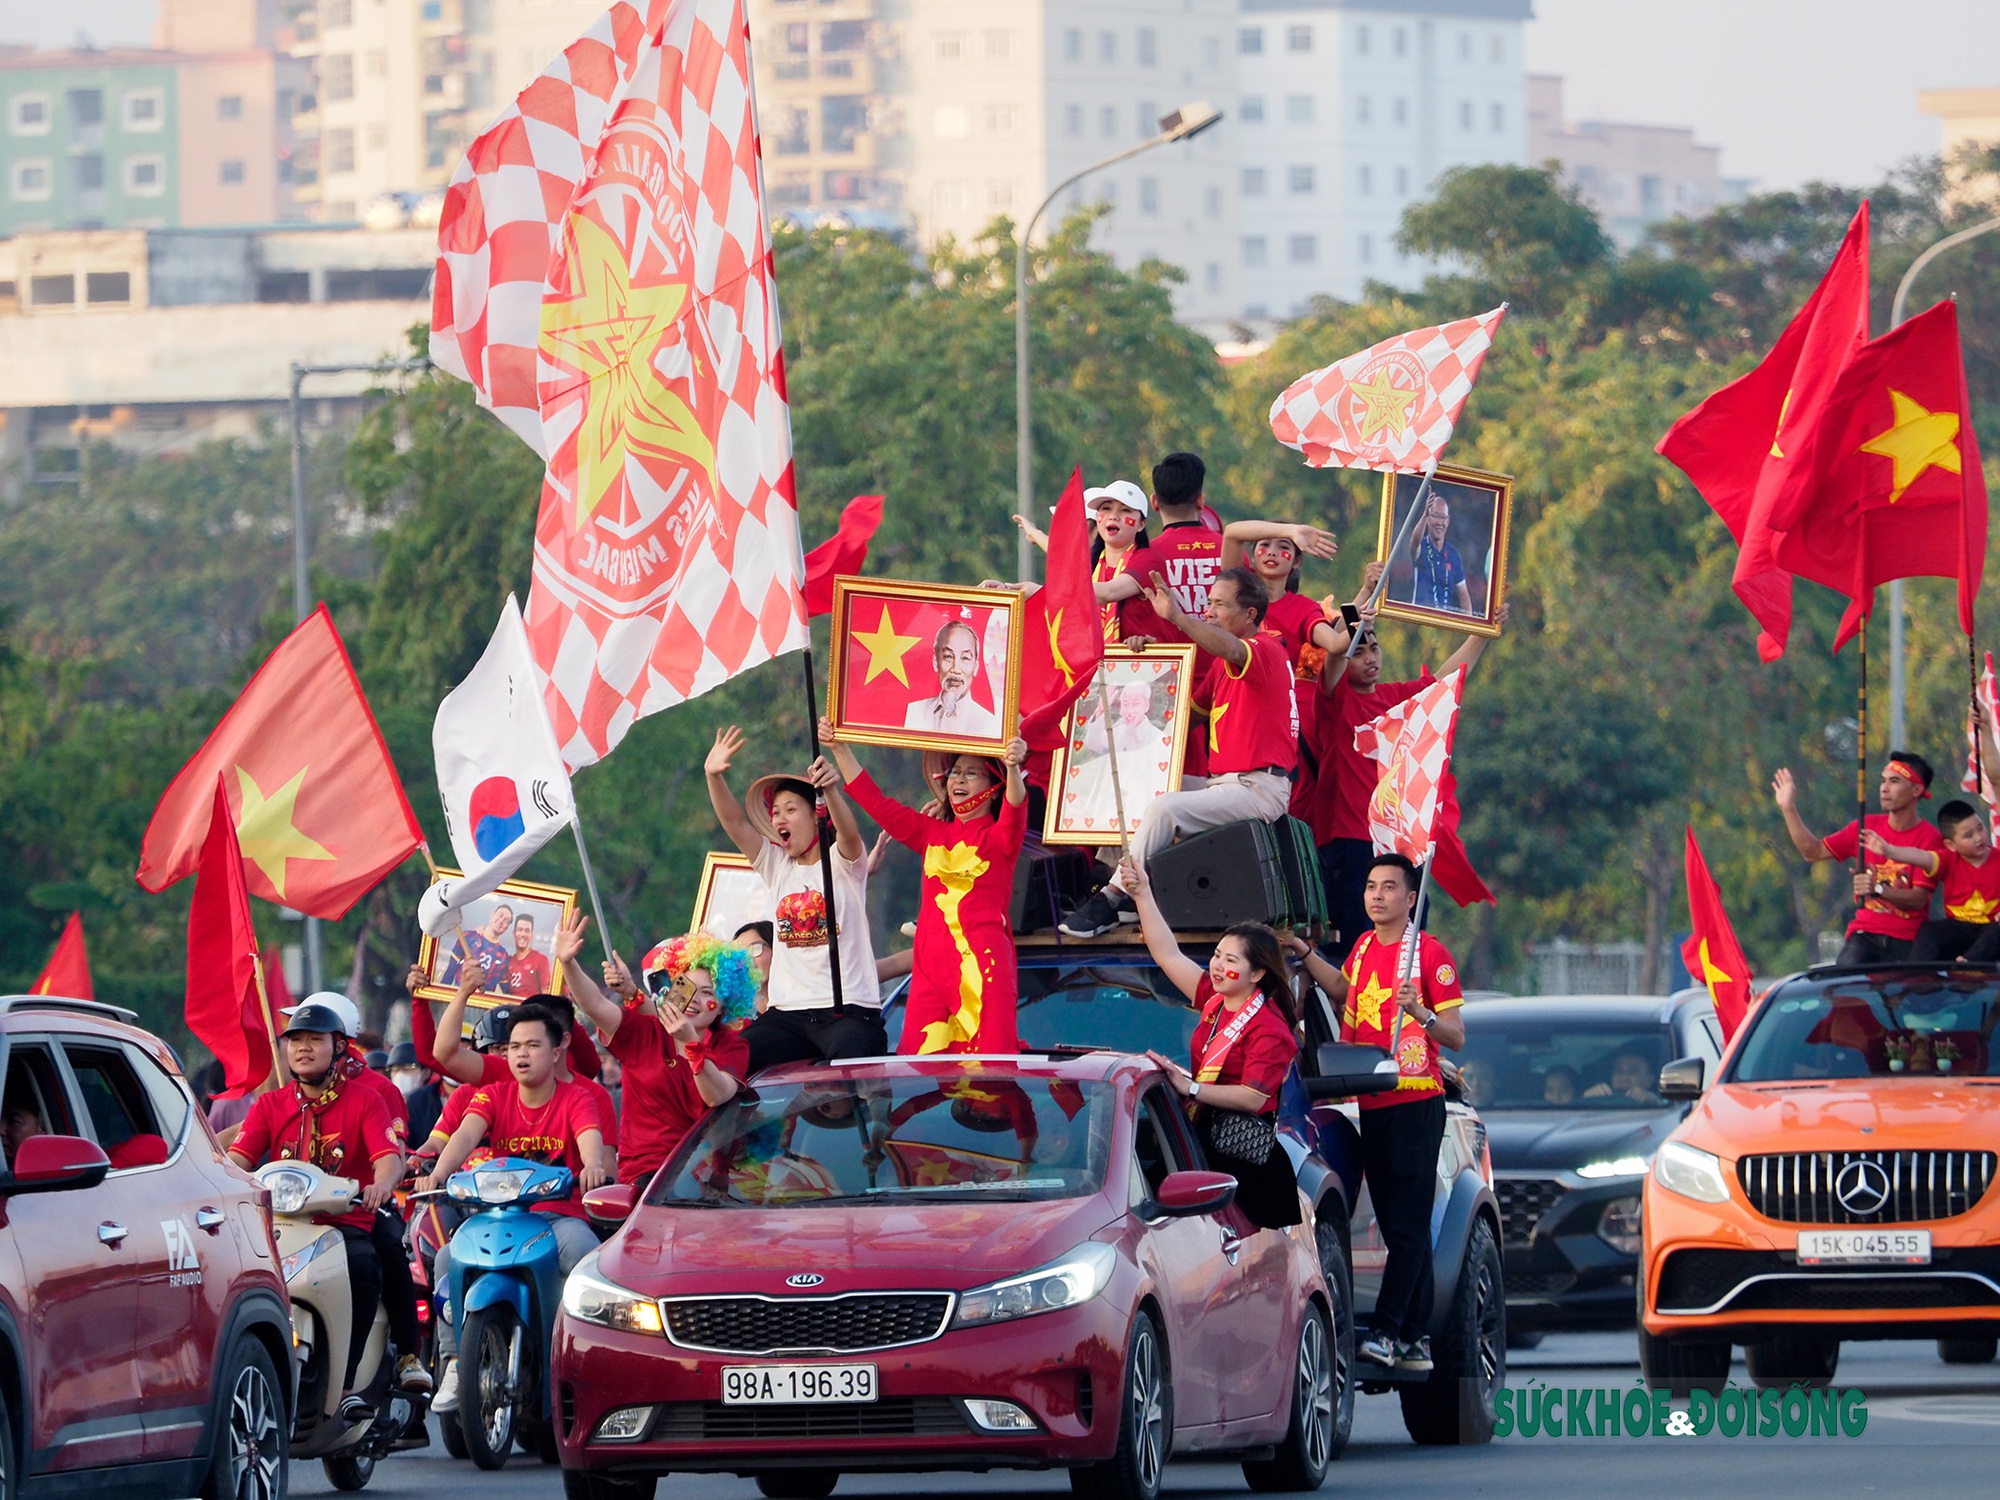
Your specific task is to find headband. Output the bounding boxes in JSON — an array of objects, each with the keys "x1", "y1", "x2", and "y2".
[{"x1": 1885, "y1": 759, "x2": 1931, "y2": 798}]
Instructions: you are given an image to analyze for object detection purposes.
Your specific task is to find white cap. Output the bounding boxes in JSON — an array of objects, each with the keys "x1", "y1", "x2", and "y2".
[
  {"x1": 1082, "y1": 480, "x2": 1149, "y2": 519},
  {"x1": 286, "y1": 991, "x2": 362, "y2": 1036}
]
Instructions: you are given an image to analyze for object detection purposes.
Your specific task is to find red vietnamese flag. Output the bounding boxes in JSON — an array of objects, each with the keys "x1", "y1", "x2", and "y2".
[
  {"x1": 1019, "y1": 470, "x2": 1104, "y2": 751},
  {"x1": 137, "y1": 607, "x2": 423, "y2": 919},
  {"x1": 186, "y1": 778, "x2": 274, "y2": 1099},
  {"x1": 29, "y1": 913, "x2": 93, "y2": 999},
  {"x1": 804, "y1": 496, "x2": 884, "y2": 618},
  {"x1": 1658, "y1": 204, "x2": 1871, "y2": 660},
  {"x1": 1680, "y1": 826, "x2": 1753, "y2": 1041},
  {"x1": 1776, "y1": 300, "x2": 1988, "y2": 653}
]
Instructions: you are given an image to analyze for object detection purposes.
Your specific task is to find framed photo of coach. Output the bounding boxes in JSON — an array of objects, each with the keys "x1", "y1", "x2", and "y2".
[
  {"x1": 1044, "y1": 645, "x2": 1198, "y2": 846},
  {"x1": 826, "y1": 577, "x2": 1023, "y2": 754},
  {"x1": 691, "y1": 850, "x2": 774, "y2": 942},
  {"x1": 1374, "y1": 464, "x2": 1512, "y2": 638},
  {"x1": 413, "y1": 874, "x2": 577, "y2": 1010}
]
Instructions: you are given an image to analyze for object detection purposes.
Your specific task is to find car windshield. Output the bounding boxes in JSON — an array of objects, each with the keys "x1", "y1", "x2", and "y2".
[
  {"x1": 1730, "y1": 974, "x2": 1999, "y2": 1083},
  {"x1": 1453, "y1": 1014, "x2": 1675, "y2": 1109},
  {"x1": 648, "y1": 1074, "x2": 1116, "y2": 1208}
]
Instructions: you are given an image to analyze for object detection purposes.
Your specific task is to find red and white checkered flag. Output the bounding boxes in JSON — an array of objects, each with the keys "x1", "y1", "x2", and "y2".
[
  {"x1": 1269, "y1": 308, "x2": 1506, "y2": 473},
  {"x1": 431, "y1": 0, "x2": 806, "y2": 770},
  {"x1": 1354, "y1": 669, "x2": 1466, "y2": 863},
  {"x1": 1964, "y1": 650, "x2": 1998, "y2": 804}
]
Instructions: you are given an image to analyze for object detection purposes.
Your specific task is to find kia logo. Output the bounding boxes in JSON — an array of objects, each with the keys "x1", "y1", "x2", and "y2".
[
  {"x1": 1835, "y1": 1159, "x2": 1892, "y2": 1217},
  {"x1": 786, "y1": 1272, "x2": 825, "y2": 1288}
]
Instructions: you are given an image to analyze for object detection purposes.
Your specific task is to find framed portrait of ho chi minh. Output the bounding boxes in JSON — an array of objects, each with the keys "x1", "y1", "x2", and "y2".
[
  {"x1": 691, "y1": 850, "x2": 775, "y2": 942},
  {"x1": 1374, "y1": 464, "x2": 1513, "y2": 638},
  {"x1": 1043, "y1": 645, "x2": 1198, "y2": 846},
  {"x1": 826, "y1": 577, "x2": 1023, "y2": 754},
  {"x1": 413, "y1": 874, "x2": 577, "y2": 1011}
]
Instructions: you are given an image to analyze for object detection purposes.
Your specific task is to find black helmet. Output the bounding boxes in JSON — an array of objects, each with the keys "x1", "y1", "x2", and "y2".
[
  {"x1": 471, "y1": 1004, "x2": 518, "y2": 1053},
  {"x1": 280, "y1": 1002, "x2": 351, "y2": 1040},
  {"x1": 387, "y1": 1041, "x2": 420, "y2": 1069},
  {"x1": 365, "y1": 1049, "x2": 390, "y2": 1072}
]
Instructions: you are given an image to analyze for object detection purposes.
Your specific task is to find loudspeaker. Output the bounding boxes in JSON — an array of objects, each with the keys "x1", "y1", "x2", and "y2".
[
  {"x1": 1011, "y1": 838, "x2": 1099, "y2": 934},
  {"x1": 1274, "y1": 816, "x2": 1326, "y2": 926},
  {"x1": 1150, "y1": 820, "x2": 1292, "y2": 930}
]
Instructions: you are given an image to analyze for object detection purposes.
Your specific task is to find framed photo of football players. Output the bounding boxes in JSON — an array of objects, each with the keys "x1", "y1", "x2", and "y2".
[
  {"x1": 1374, "y1": 464, "x2": 1512, "y2": 638},
  {"x1": 690, "y1": 850, "x2": 775, "y2": 942},
  {"x1": 1043, "y1": 645, "x2": 1198, "y2": 846},
  {"x1": 413, "y1": 874, "x2": 576, "y2": 1010},
  {"x1": 826, "y1": 577, "x2": 1023, "y2": 754}
]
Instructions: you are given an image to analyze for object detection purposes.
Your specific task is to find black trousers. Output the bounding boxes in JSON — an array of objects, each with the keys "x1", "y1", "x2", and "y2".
[
  {"x1": 371, "y1": 1208, "x2": 419, "y2": 1360},
  {"x1": 1318, "y1": 837, "x2": 1376, "y2": 963},
  {"x1": 1360, "y1": 1096, "x2": 1446, "y2": 1342},
  {"x1": 1912, "y1": 919, "x2": 2000, "y2": 963},
  {"x1": 1837, "y1": 930, "x2": 1914, "y2": 966},
  {"x1": 336, "y1": 1224, "x2": 384, "y2": 1388},
  {"x1": 744, "y1": 1005, "x2": 889, "y2": 1075}
]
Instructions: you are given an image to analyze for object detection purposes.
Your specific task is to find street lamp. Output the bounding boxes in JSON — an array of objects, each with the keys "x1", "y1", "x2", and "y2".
[
  {"x1": 1013, "y1": 100, "x2": 1224, "y2": 583},
  {"x1": 1885, "y1": 212, "x2": 2000, "y2": 747}
]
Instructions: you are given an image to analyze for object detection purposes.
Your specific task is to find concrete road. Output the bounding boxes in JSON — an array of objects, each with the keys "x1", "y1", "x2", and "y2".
[{"x1": 296, "y1": 1333, "x2": 2000, "y2": 1500}]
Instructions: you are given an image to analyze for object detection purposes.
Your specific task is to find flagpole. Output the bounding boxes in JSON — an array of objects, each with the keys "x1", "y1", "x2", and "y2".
[
  {"x1": 1386, "y1": 858, "x2": 1434, "y2": 1064},
  {"x1": 568, "y1": 817, "x2": 615, "y2": 965},
  {"x1": 802, "y1": 649, "x2": 846, "y2": 1017},
  {"x1": 1094, "y1": 660, "x2": 1132, "y2": 857},
  {"x1": 1348, "y1": 458, "x2": 1439, "y2": 658},
  {"x1": 249, "y1": 953, "x2": 286, "y2": 1090},
  {"x1": 1972, "y1": 635, "x2": 1983, "y2": 801},
  {"x1": 1856, "y1": 616, "x2": 1870, "y2": 894}
]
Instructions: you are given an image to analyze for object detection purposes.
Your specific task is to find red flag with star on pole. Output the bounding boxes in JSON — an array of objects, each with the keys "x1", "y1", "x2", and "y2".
[
  {"x1": 1019, "y1": 470, "x2": 1104, "y2": 751},
  {"x1": 136, "y1": 607, "x2": 423, "y2": 919},
  {"x1": 1681, "y1": 826, "x2": 1753, "y2": 1041},
  {"x1": 185, "y1": 777, "x2": 276, "y2": 1099},
  {"x1": 29, "y1": 913, "x2": 93, "y2": 999}
]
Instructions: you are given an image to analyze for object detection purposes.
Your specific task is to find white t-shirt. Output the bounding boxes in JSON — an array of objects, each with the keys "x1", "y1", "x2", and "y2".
[{"x1": 753, "y1": 840, "x2": 882, "y2": 1012}]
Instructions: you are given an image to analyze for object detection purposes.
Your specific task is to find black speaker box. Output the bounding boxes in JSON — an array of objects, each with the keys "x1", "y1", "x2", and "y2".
[
  {"x1": 1149, "y1": 820, "x2": 1293, "y2": 929},
  {"x1": 1011, "y1": 838, "x2": 1099, "y2": 934}
]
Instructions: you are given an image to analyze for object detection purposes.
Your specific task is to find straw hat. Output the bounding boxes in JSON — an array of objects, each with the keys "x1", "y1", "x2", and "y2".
[{"x1": 744, "y1": 772, "x2": 821, "y2": 844}]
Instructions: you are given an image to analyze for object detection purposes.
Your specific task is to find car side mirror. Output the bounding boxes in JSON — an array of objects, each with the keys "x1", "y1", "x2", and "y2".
[
  {"x1": 1154, "y1": 1170, "x2": 1237, "y2": 1218},
  {"x1": 4, "y1": 1135, "x2": 110, "y2": 1195},
  {"x1": 582, "y1": 1182, "x2": 637, "y2": 1223},
  {"x1": 1659, "y1": 1056, "x2": 1705, "y2": 1101},
  {"x1": 1304, "y1": 1042, "x2": 1400, "y2": 1100}
]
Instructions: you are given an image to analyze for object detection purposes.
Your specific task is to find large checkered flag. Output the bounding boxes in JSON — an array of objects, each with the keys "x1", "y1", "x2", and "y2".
[
  {"x1": 431, "y1": 0, "x2": 806, "y2": 770},
  {"x1": 1354, "y1": 668, "x2": 1467, "y2": 865}
]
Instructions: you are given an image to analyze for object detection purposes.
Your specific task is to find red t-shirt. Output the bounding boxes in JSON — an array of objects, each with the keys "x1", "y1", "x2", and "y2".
[
  {"x1": 1306, "y1": 671, "x2": 1435, "y2": 845},
  {"x1": 1096, "y1": 548, "x2": 1138, "y2": 641},
  {"x1": 1934, "y1": 845, "x2": 2000, "y2": 923},
  {"x1": 1823, "y1": 817, "x2": 1944, "y2": 940},
  {"x1": 1202, "y1": 631, "x2": 1299, "y2": 775},
  {"x1": 607, "y1": 1013, "x2": 751, "y2": 1185},
  {"x1": 1340, "y1": 930, "x2": 1465, "y2": 1111},
  {"x1": 1120, "y1": 523, "x2": 1223, "y2": 644},
  {"x1": 234, "y1": 1081, "x2": 401, "y2": 1229},
  {"x1": 1188, "y1": 976, "x2": 1299, "y2": 1113},
  {"x1": 1261, "y1": 591, "x2": 1326, "y2": 665},
  {"x1": 461, "y1": 1079, "x2": 605, "y2": 1217},
  {"x1": 353, "y1": 1065, "x2": 410, "y2": 1144},
  {"x1": 505, "y1": 951, "x2": 554, "y2": 997}
]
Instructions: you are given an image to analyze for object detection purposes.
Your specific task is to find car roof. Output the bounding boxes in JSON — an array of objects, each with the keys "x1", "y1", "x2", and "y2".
[
  {"x1": 0, "y1": 994, "x2": 182, "y2": 1067},
  {"x1": 754, "y1": 1050, "x2": 1147, "y2": 1088},
  {"x1": 1460, "y1": 992, "x2": 1703, "y2": 1025}
]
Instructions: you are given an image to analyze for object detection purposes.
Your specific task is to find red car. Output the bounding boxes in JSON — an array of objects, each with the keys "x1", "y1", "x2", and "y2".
[
  {"x1": 0, "y1": 994, "x2": 292, "y2": 1500},
  {"x1": 553, "y1": 1054, "x2": 1337, "y2": 1500}
]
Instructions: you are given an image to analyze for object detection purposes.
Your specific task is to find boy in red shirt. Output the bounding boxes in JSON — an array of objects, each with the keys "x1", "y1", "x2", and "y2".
[
  {"x1": 1286, "y1": 853, "x2": 1466, "y2": 1375},
  {"x1": 1774, "y1": 752, "x2": 1943, "y2": 964},
  {"x1": 228, "y1": 1001, "x2": 403, "y2": 1422},
  {"x1": 1867, "y1": 797, "x2": 2000, "y2": 962}
]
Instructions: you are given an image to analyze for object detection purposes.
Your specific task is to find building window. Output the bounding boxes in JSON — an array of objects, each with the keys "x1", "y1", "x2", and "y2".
[
  {"x1": 933, "y1": 32, "x2": 963, "y2": 62},
  {"x1": 29, "y1": 273, "x2": 73, "y2": 303},
  {"x1": 1097, "y1": 178, "x2": 1118, "y2": 206},
  {"x1": 1205, "y1": 261, "x2": 1221, "y2": 293},
  {"x1": 1359, "y1": 163, "x2": 1372, "y2": 194},
  {"x1": 11, "y1": 159, "x2": 52, "y2": 200},
  {"x1": 1204, "y1": 185, "x2": 1222, "y2": 218},
  {"x1": 1137, "y1": 101, "x2": 1156, "y2": 139},
  {"x1": 1490, "y1": 33, "x2": 1506, "y2": 63},
  {"x1": 768, "y1": 173, "x2": 810, "y2": 207},
  {"x1": 1458, "y1": 31, "x2": 1471, "y2": 60},
  {"x1": 988, "y1": 179, "x2": 1015, "y2": 210},
  {"x1": 1355, "y1": 23, "x2": 1370, "y2": 55},
  {"x1": 1243, "y1": 235, "x2": 1268, "y2": 268},
  {"x1": 1238, "y1": 27, "x2": 1262, "y2": 55},
  {"x1": 1490, "y1": 102, "x2": 1505, "y2": 132},
  {"x1": 774, "y1": 106, "x2": 809, "y2": 154},
  {"x1": 1139, "y1": 176, "x2": 1159, "y2": 214},
  {"x1": 421, "y1": 0, "x2": 442, "y2": 20},
  {"x1": 11, "y1": 94, "x2": 51, "y2": 134},
  {"x1": 1286, "y1": 24, "x2": 1312, "y2": 53},
  {"x1": 1288, "y1": 234, "x2": 1317, "y2": 264},
  {"x1": 221, "y1": 159, "x2": 246, "y2": 184},
  {"x1": 1241, "y1": 166, "x2": 1266, "y2": 196},
  {"x1": 1064, "y1": 28, "x2": 1082, "y2": 62},
  {"x1": 219, "y1": 94, "x2": 244, "y2": 119},
  {"x1": 1357, "y1": 96, "x2": 1370, "y2": 125},
  {"x1": 1204, "y1": 36, "x2": 1220, "y2": 69},
  {"x1": 1393, "y1": 27, "x2": 1408, "y2": 57},
  {"x1": 932, "y1": 105, "x2": 969, "y2": 140},
  {"x1": 1395, "y1": 165, "x2": 1409, "y2": 195},
  {"x1": 930, "y1": 181, "x2": 970, "y2": 216},
  {"x1": 123, "y1": 154, "x2": 165, "y2": 195},
  {"x1": 323, "y1": 53, "x2": 355, "y2": 102},
  {"x1": 1099, "y1": 105, "x2": 1117, "y2": 138},
  {"x1": 73, "y1": 153, "x2": 104, "y2": 190},
  {"x1": 1286, "y1": 94, "x2": 1313, "y2": 126},
  {"x1": 1098, "y1": 31, "x2": 1116, "y2": 65},
  {"x1": 1064, "y1": 103, "x2": 1082, "y2": 137},
  {"x1": 85, "y1": 271, "x2": 130, "y2": 303},
  {"x1": 326, "y1": 127, "x2": 356, "y2": 173},
  {"x1": 68, "y1": 89, "x2": 104, "y2": 127},
  {"x1": 982, "y1": 29, "x2": 1015, "y2": 61},
  {"x1": 1360, "y1": 233, "x2": 1374, "y2": 263},
  {"x1": 1137, "y1": 28, "x2": 1157, "y2": 67},
  {"x1": 1458, "y1": 100, "x2": 1473, "y2": 129},
  {"x1": 780, "y1": 22, "x2": 808, "y2": 53},
  {"x1": 818, "y1": 20, "x2": 865, "y2": 52},
  {"x1": 1288, "y1": 164, "x2": 1315, "y2": 194},
  {"x1": 821, "y1": 95, "x2": 866, "y2": 153},
  {"x1": 1241, "y1": 95, "x2": 1265, "y2": 124},
  {"x1": 324, "y1": 0, "x2": 354, "y2": 27},
  {"x1": 123, "y1": 89, "x2": 164, "y2": 132},
  {"x1": 1394, "y1": 97, "x2": 1408, "y2": 127},
  {"x1": 984, "y1": 103, "x2": 1017, "y2": 135}
]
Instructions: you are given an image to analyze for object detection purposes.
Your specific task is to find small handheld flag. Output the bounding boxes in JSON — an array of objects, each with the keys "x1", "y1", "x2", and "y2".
[{"x1": 1681, "y1": 826, "x2": 1753, "y2": 1041}]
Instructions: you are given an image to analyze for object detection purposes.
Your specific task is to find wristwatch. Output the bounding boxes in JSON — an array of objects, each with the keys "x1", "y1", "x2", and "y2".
[
  {"x1": 1189, "y1": 1080, "x2": 1202, "y2": 1099},
  {"x1": 1419, "y1": 1008, "x2": 1437, "y2": 1032}
]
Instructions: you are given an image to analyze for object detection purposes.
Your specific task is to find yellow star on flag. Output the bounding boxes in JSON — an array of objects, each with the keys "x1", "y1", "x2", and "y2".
[
  {"x1": 1352, "y1": 972, "x2": 1396, "y2": 1031},
  {"x1": 1348, "y1": 368, "x2": 1420, "y2": 442},
  {"x1": 851, "y1": 606, "x2": 921, "y2": 687},
  {"x1": 1859, "y1": 388, "x2": 1961, "y2": 504},
  {"x1": 1047, "y1": 607, "x2": 1074, "y2": 689},
  {"x1": 234, "y1": 764, "x2": 335, "y2": 898},
  {"x1": 1695, "y1": 937, "x2": 1734, "y2": 997}
]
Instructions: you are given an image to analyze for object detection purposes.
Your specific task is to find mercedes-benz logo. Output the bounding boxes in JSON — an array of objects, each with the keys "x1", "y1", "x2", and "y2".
[
  {"x1": 785, "y1": 1272, "x2": 825, "y2": 1288},
  {"x1": 1835, "y1": 1158, "x2": 1892, "y2": 1216}
]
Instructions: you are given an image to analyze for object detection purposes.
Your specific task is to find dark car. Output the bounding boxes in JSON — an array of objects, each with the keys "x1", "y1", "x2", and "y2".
[{"x1": 1452, "y1": 990, "x2": 1723, "y2": 1340}]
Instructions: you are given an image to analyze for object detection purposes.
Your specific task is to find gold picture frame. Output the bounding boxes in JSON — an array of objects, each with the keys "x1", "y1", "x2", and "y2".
[
  {"x1": 1043, "y1": 645, "x2": 1198, "y2": 846},
  {"x1": 413, "y1": 873, "x2": 577, "y2": 1011},
  {"x1": 1374, "y1": 463, "x2": 1513, "y2": 638},
  {"x1": 690, "y1": 850, "x2": 775, "y2": 941},
  {"x1": 826, "y1": 576, "x2": 1024, "y2": 753}
]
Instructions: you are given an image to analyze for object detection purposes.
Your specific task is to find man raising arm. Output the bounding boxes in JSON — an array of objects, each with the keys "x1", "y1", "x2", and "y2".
[{"x1": 1772, "y1": 755, "x2": 1941, "y2": 966}]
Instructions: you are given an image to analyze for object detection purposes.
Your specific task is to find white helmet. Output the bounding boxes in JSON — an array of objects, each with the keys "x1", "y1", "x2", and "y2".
[{"x1": 284, "y1": 991, "x2": 361, "y2": 1037}]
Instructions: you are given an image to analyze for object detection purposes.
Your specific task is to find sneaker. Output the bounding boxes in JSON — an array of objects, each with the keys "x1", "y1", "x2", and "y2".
[
  {"x1": 338, "y1": 1392, "x2": 373, "y2": 1424},
  {"x1": 395, "y1": 1353, "x2": 434, "y2": 1395},
  {"x1": 1059, "y1": 889, "x2": 1131, "y2": 939},
  {"x1": 432, "y1": 1358, "x2": 460, "y2": 1414},
  {"x1": 1394, "y1": 1337, "x2": 1433, "y2": 1373},
  {"x1": 1357, "y1": 1333, "x2": 1397, "y2": 1368}
]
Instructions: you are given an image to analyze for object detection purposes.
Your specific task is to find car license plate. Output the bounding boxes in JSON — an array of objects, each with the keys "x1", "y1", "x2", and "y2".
[
  {"x1": 1796, "y1": 1229, "x2": 1931, "y2": 1265},
  {"x1": 721, "y1": 1363, "x2": 878, "y2": 1405}
]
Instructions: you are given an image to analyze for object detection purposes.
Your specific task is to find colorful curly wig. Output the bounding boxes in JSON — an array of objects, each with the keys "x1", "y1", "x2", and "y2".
[{"x1": 639, "y1": 931, "x2": 759, "y2": 1025}]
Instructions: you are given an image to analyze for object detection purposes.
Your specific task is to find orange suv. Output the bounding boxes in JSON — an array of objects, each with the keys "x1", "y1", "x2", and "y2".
[
  {"x1": 0, "y1": 994, "x2": 293, "y2": 1500},
  {"x1": 1639, "y1": 965, "x2": 2000, "y2": 1390}
]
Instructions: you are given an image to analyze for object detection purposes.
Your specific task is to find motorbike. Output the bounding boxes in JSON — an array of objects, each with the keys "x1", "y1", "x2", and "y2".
[
  {"x1": 405, "y1": 1170, "x2": 467, "y2": 1459},
  {"x1": 438, "y1": 1156, "x2": 576, "y2": 1470},
  {"x1": 256, "y1": 1160, "x2": 433, "y2": 1491}
]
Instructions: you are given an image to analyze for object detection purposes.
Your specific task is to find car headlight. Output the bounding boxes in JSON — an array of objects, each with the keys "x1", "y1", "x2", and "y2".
[
  {"x1": 1576, "y1": 1155, "x2": 1651, "y2": 1180},
  {"x1": 950, "y1": 1242, "x2": 1117, "y2": 1330},
  {"x1": 561, "y1": 1254, "x2": 665, "y2": 1336},
  {"x1": 1652, "y1": 1141, "x2": 1731, "y2": 1204},
  {"x1": 280, "y1": 1228, "x2": 342, "y2": 1283},
  {"x1": 264, "y1": 1167, "x2": 315, "y2": 1216}
]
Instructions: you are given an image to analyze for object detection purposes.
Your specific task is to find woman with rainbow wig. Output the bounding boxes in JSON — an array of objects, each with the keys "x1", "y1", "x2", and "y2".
[{"x1": 555, "y1": 913, "x2": 755, "y2": 1186}]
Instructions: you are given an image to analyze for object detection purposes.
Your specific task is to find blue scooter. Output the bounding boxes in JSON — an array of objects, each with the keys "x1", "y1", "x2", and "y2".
[{"x1": 440, "y1": 1157, "x2": 576, "y2": 1470}]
